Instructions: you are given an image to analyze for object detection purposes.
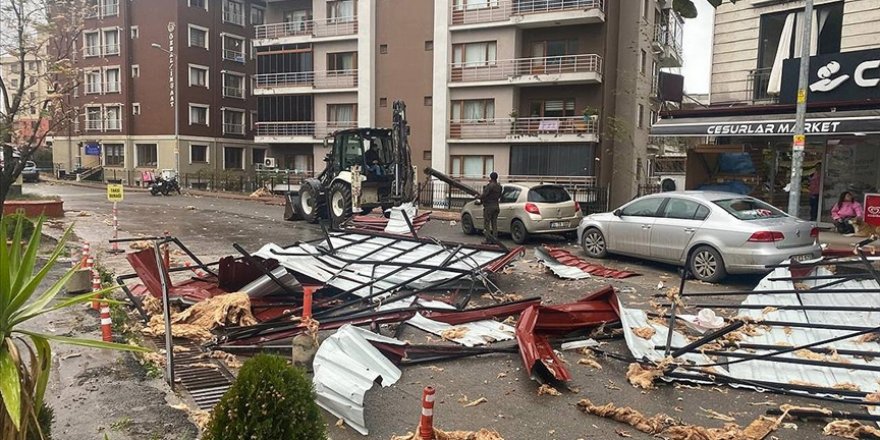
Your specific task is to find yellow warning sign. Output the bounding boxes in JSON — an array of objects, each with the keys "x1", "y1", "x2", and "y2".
[
  {"x1": 107, "y1": 184, "x2": 124, "y2": 202},
  {"x1": 797, "y1": 89, "x2": 807, "y2": 104},
  {"x1": 793, "y1": 134, "x2": 806, "y2": 151}
]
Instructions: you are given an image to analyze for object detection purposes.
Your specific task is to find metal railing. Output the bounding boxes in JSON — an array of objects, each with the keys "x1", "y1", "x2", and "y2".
[
  {"x1": 255, "y1": 121, "x2": 357, "y2": 138},
  {"x1": 747, "y1": 67, "x2": 778, "y2": 104},
  {"x1": 105, "y1": 119, "x2": 121, "y2": 131},
  {"x1": 654, "y1": 10, "x2": 684, "y2": 61},
  {"x1": 85, "y1": 119, "x2": 102, "y2": 131},
  {"x1": 418, "y1": 177, "x2": 607, "y2": 213},
  {"x1": 223, "y1": 86, "x2": 244, "y2": 99},
  {"x1": 449, "y1": 116, "x2": 599, "y2": 139},
  {"x1": 254, "y1": 69, "x2": 358, "y2": 90},
  {"x1": 451, "y1": 0, "x2": 603, "y2": 25},
  {"x1": 255, "y1": 17, "x2": 358, "y2": 40},
  {"x1": 450, "y1": 54, "x2": 601, "y2": 82},
  {"x1": 223, "y1": 123, "x2": 245, "y2": 135},
  {"x1": 223, "y1": 49, "x2": 246, "y2": 63},
  {"x1": 85, "y1": 82, "x2": 102, "y2": 94},
  {"x1": 83, "y1": 45, "x2": 101, "y2": 57},
  {"x1": 102, "y1": 44, "x2": 120, "y2": 56}
]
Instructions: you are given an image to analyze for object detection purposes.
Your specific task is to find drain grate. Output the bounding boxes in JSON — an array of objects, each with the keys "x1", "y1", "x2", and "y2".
[{"x1": 148, "y1": 337, "x2": 235, "y2": 410}]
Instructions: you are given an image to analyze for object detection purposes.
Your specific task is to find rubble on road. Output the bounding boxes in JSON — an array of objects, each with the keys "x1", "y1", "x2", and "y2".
[
  {"x1": 536, "y1": 246, "x2": 640, "y2": 279},
  {"x1": 391, "y1": 428, "x2": 505, "y2": 440}
]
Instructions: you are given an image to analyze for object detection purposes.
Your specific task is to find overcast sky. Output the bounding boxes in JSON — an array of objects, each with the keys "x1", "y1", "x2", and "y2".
[{"x1": 681, "y1": 1, "x2": 715, "y2": 94}]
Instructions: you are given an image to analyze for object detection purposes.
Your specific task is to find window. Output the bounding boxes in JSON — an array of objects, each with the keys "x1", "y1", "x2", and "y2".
[
  {"x1": 131, "y1": 64, "x2": 140, "y2": 78},
  {"x1": 104, "y1": 67, "x2": 120, "y2": 93},
  {"x1": 188, "y1": 0, "x2": 206, "y2": 9},
  {"x1": 190, "y1": 145, "x2": 208, "y2": 163},
  {"x1": 529, "y1": 99, "x2": 574, "y2": 117},
  {"x1": 103, "y1": 28, "x2": 119, "y2": 55},
  {"x1": 450, "y1": 155, "x2": 494, "y2": 177},
  {"x1": 9, "y1": 79, "x2": 19, "y2": 89},
  {"x1": 224, "y1": 147, "x2": 244, "y2": 169},
  {"x1": 188, "y1": 25, "x2": 208, "y2": 49},
  {"x1": 621, "y1": 197, "x2": 664, "y2": 217},
  {"x1": 327, "y1": 104, "x2": 356, "y2": 124},
  {"x1": 85, "y1": 0, "x2": 99, "y2": 17},
  {"x1": 189, "y1": 65, "x2": 209, "y2": 88},
  {"x1": 529, "y1": 39, "x2": 577, "y2": 58},
  {"x1": 102, "y1": 0, "x2": 118, "y2": 16},
  {"x1": 637, "y1": 104, "x2": 644, "y2": 129},
  {"x1": 424, "y1": 96, "x2": 433, "y2": 106},
  {"x1": 639, "y1": 49, "x2": 647, "y2": 74},
  {"x1": 327, "y1": 0, "x2": 355, "y2": 22},
  {"x1": 452, "y1": 0, "x2": 501, "y2": 11},
  {"x1": 136, "y1": 144, "x2": 157, "y2": 167},
  {"x1": 379, "y1": 44, "x2": 388, "y2": 54},
  {"x1": 27, "y1": 61, "x2": 37, "y2": 71},
  {"x1": 251, "y1": 6, "x2": 264, "y2": 25},
  {"x1": 85, "y1": 106, "x2": 102, "y2": 130},
  {"x1": 379, "y1": 97, "x2": 387, "y2": 107},
  {"x1": 500, "y1": 187, "x2": 521, "y2": 204},
  {"x1": 222, "y1": 35, "x2": 246, "y2": 62},
  {"x1": 84, "y1": 31, "x2": 100, "y2": 57},
  {"x1": 662, "y1": 198, "x2": 705, "y2": 220},
  {"x1": 425, "y1": 41, "x2": 433, "y2": 51},
  {"x1": 452, "y1": 42, "x2": 497, "y2": 67},
  {"x1": 105, "y1": 144, "x2": 124, "y2": 166},
  {"x1": 222, "y1": 72, "x2": 245, "y2": 98},
  {"x1": 252, "y1": 149, "x2": 266, "y2": 167},
  {"x1": 327, "y1": 52, "x2": 356, "y2": 71},
  {"x1": 528, "y1": 186, "x2": 571, "y2": 203},
  {"x1": 223, "y1": 109, "x2": 245, "y2": 135},
  {"x1": 105, "y1": 105, "x2": 121, "y2": 130},
  {"x1": 85, "y1": 70, "x2": 102, "y2": 94},
  {"x1": 510, "y1": 144, "x2": 595, "y2": 176},
  {"x1": 451, "y1": 99, "x2": 495, "y2": 121},
  {"x1": 223, "y1": 0, "x2": 245, "y2": 25},
  {"x1": 423, "y1": 151, "x2": 432, "y2": 161},
  {"x1": 714, "y1": 198, "x2": 786, "y2": 220},
  {"x1": 132, "y1": 103, "x2": 140, "y2": 115},
  {"x1": 130, "y1": 26, "x2": 139, "y2": 39},
  {"x1": 189, "y1": 104, "x2": 209, "y2": 125}
]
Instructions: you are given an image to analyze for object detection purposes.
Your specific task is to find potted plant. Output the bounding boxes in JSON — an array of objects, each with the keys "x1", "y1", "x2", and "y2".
[{"x1": 582, "y1": 107, "x2": 599, "y2": 123}]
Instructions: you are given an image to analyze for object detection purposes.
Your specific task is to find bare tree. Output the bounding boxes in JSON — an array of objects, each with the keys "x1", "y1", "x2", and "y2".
[{"x1": 0, "y1": 0, "x2": 85, "y2": 214}]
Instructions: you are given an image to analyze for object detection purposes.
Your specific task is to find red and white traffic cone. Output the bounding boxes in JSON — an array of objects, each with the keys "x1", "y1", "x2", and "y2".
[
  {"x1": 91, "y1": 270, "x2": 101, "y2": 311},
  {"x1": 80, "y1": 242, "x2": 91, "y2": 267},
  {"x1": 418, "y1": 386, "x2": 436, "y2": 440},
  {"x1": 99, "y1": 302, "x2": 112, "y2": 342}
]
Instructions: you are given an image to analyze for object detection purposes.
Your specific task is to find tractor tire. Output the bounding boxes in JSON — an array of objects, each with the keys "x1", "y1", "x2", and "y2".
[
  {"x1": 295, "y1": 179, "x2": 325, "y2": 223},
  {"x1": 328, "y1": 180, "x2": 353, "y2": 229}
]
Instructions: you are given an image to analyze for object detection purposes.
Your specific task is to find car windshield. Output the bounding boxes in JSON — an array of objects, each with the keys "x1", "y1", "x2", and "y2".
[
  {"x1": 714, "y1": 198, "x2": 786, "y2": 220},
  {"x1": 528, "y1": 186, "x2": 570, "y2": 203}
]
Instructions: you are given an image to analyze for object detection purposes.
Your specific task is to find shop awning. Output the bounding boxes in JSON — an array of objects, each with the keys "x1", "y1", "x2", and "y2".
[{"x1": 652, "y1": 108, "x2": 880, "y2": 137}]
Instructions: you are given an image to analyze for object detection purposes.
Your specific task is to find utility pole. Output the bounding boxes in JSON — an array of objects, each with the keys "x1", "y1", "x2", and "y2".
[{"x1": 787, "y1": 0, "x2": 814, "y2": 217}]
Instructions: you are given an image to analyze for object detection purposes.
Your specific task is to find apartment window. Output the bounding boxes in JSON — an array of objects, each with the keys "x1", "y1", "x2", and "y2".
[
  {"x1": 379, "y1": 44, "x2": 388, "y2": 54},
  {"x1": 639, "y1": 49, "x2": 647, "y2": 74},
  {"x1": 250, "y1": 6, "x2": 264, "y2": 25},
  {"x1": 224, "y1": 147, "x2": 244, "y2": 170},
  {"x1": 223, "y1": 0, "x2": 245, "y2": 26},
  {"x1": 9, "y1": 79, "x2": 19, "y2": 89},
  {"x1": 425, "y1": 41, "x2": 433, "y2": 51},
  {"x1": 102, "y1": 0, "x2": 118, "y2": 16},
  {"x1": 327, "y1": 0, "x2": 355, "y2": 22},
  {"x1": 105, "y1": 144, "x2": 124, "y2": 166},
  {"x1": 103, "y1": 29, "x2": 119, "y2": 55},
  {"x1": 637, "y1": 104, "x2": 645, "y2": 129},
  {"x1": 105, "y1": 105, "x2": 121, "y2": 131},
  {"x1": 450, "y1": 155, "x2": 494, "y2": 178},
  {"x1": 190, "y1": 145, "x2": 208, "y2": 163},
  {"x1": 327, "y1": 52, "x2": 356, "y2": 72},
  {"x1": 423, "y1": 151, "x2": 432, "y2": 161},
  {"x1": 188, "y1": 25, "x2": 209, "y2": 49},
  {"x1": 131, "y1": 64, "x2": 140, "y2": 78},
  {"x1": 223, "y1": 109, "x2": 245, "y2": 135},
  {"x1": 650, "y1": 110, "x2": 657, "y2": 126},
  {"x1": 85, "y1": 70, "x2": 102, "y2": 94},
  {"x1": 284, "y1": 9, "x2": 311, "y2": 26},
  {"x1": 529, "y1": 99, "x2": 575, "y2": 117},
  {"x1": 132, "y1": 103, "x2": 141, "y2": 115},
  {"x1": 136, "y1": 144, "x2": 158, "y2": 167},
  {"x1": 130, "y1": 26, "x2": 139, "y2": 39},
  {"x1": 189, "y1": 104, "x2": 209, "y2": 125},
  {"x1": 222, "y1": 72, "x2": 245, "y2": 98},
  {"x1": 424, "y1": 96, "x2": 433, "y2": 106},
  {"x1": 452, "y1": 0, "x2": 500, "y2": 11},
  {"x1": 85, "y1": 106, "x2": 102, "y2": 130},
  {"x1": 284, "y1": 154, "x2": 313, "y2": 171},
  {"x1": 85, "y1": 0, "x2": 99, "y2": 17},
  {"x1": 104, "y1": 67, "x2": 120, "y2": 93},
  {"x1": 188, "y1": 0, "x2": 206, "y2": 9},
  {"x1": 84, "y1": 31, "x2": 100, "y2": 57},
  {"x1": 222, "y1": 35, "x2": 246, "y2": 62},
  {"x1": 379, "y1": 97, "x2": 387, "y2": 107},
  {"x1": 327, "y1": 104, "x2": 356, "y2": 123},
  {"x1": 511, "y1": 144, "x2": 594, "y2": 176},
  {"x1": 189, "y1": 65, "x2": 209, "y2": 88},
  {"x1": 452, "y1": 42, "x2": 497, "y2": 67},
  {"x1": 252, "y1": 149, "x2": 266, "y2": 167},
  {"x1": 451, "y1": 99, "x2": 495, "y2": 121},
  {"x1": 27, "y1": 61, "x2": 37, "y2": 71}
]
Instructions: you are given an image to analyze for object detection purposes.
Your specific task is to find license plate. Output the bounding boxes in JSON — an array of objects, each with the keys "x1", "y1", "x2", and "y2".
[
  {"x1": 551, "y1": 221, "x2": 567, "y2": 229},
  {"x1": 792, "y1": 253, "x2": 813, "y2": 262}
]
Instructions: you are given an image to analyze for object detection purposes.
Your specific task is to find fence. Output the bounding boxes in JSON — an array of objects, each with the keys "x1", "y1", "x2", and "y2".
[
  {"x1": 417, "y1": 178, "x2": 609, "y2": 214},
  {"x1": 637, "y1": 184, "x2": 662, "y2": 197},
  {"x1": 450, "y1": 0, "x2": 603, "y2": 25},
  {"x1": 450, "y1": 54, "x2": 602, "y2": 83}
]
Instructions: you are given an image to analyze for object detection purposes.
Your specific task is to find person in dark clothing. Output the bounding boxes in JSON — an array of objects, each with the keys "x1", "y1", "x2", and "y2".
[
  {"x1": 479, "y1": 172, "x2": 502, "y2": 242},
  {"x1": 364, "y1": 146, "x2": 383, "y2": 176}
]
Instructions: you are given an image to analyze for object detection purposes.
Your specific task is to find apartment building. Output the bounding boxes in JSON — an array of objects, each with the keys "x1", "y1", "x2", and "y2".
[
  {"x1": 254, "y1": 0, "x2": 682, "y2": 207},
  {"x1": 51, "y1": 0, "x2": 263, "y2": 184},
  {"x1": 652, "y1": 0, "x2": 880, "y2": 222},
  {"x1": 1, "y1": 54, "x2": 52, "y2": 147}
]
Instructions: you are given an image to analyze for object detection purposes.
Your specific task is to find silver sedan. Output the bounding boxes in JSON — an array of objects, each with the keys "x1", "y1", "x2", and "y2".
[{"x1": 577, "y1": 191, "x2": 821, "y2": 282}]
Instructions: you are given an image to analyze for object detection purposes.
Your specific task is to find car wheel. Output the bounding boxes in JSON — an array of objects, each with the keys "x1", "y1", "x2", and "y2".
[
  {"x1": 688, "y1": 246, "x2": 727, "y2": 283},
  {"x1": 510, "y1": 219, "x2": 528, "y2": 244},
  {"x1": 461, "y1": 213, "x2": 476, "y2": 235},
  {"x1": 581, "y1": 228, "x2": 608, "y2": 258}
]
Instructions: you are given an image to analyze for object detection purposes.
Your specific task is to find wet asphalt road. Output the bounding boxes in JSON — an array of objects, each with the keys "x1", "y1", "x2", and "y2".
[{"x1": 25, "y1": 182, "x2": 850, "y2": 440}]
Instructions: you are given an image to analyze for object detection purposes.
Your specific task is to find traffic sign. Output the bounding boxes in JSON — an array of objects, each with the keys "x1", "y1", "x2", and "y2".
[{"x1": 107, "y1": 184, "x2": 124, "y2": 202}]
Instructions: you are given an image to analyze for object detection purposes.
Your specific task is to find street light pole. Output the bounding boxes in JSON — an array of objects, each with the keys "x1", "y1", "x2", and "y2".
[
  {"x1": 787, "y1": 0, "x2": 814, "y2": 217},
  {"x1": 151, "y1": 41, "x2": 179, "y2": 175}
]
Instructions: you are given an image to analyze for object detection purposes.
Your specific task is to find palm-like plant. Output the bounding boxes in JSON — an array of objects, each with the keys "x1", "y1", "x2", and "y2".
[{"x1": 0, "y1": 215, "x2": 148, "y2": 439}]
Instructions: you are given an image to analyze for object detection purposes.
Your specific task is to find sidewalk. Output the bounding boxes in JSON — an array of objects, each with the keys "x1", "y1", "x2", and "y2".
[{"x1": 820, "y1": 230, "x2": 876, "y2": 249}]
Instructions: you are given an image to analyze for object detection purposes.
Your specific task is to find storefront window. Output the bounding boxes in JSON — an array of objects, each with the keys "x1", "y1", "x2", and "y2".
[{"x1": 821, "y1": 138, "x2": 880, "y2": 223}]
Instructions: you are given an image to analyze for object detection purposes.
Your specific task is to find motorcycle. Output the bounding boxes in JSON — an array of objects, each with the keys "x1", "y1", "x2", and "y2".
[{"x1": 149, "y1": 175, "x2": 182, "y2": 196}]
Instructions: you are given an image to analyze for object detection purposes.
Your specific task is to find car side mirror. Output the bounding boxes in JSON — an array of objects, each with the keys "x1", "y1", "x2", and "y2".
[{"x1": 613, "y1": 209, "x2": 622, "y2": 217}]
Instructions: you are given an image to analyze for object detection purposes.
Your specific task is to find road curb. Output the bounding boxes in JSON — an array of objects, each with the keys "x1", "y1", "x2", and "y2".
[{"x1": 41, "y1": 178, "x2": 286, "y2": 205}]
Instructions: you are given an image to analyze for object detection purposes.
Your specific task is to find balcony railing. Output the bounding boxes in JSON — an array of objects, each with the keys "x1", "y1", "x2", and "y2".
[
  {"x1": 104, "y1": 81, "x2": 120, "y2": 93},
  {"x1": 254, "y1": 17, "x2": 358, "y2": 40},
  {"x1": 448, "y1": 116, "x2": 599, "y2": 139},
  {"x1": 451, "y1": 0, "x2": 603, "y2": 25},
  {"x1": 102, "y1": 44, "x2": 120, "y2": 56},
  {"x1": 747, "y1": 67, "x2": 779, "y2": 104},
  {"x1": 223, "y1": 86, "x2": 245, "y2": 99},
  {"x1": 105, "y1": 119, "x2": 121, "y2": 131},
  {"x1": 85, "y1": 119, "x2": 102, "y2": 131},
  {"x1": 654, "y1": 10, "x2": 684, "y2": 61},
  {"x1": 255, "y1": 70, "x2": 358, "y2": 90},
  {"x1": 450, "y1": 54, "x2": 601, "y2": 83},
  {"x1": 255, "y1": 121, "x2": 357, "y2": 138},
  {"x1": 83, "y1": 45, "x2": 101, "y2": 57},
  {"x1": 223, "y1": 123, "x2": 245, "y2": 135},
  {"x1": 223, "y1": 49, "x2": 246, "y2": 63}
]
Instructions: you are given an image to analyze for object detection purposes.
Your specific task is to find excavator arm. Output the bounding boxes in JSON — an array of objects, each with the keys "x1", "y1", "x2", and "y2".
[{"x1": 391, "y1": 100, "x2": 416, "y2": 204}]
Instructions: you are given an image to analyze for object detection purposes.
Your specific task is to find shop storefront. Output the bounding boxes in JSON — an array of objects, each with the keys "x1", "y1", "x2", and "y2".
[{"x1": 653, "y1": 48, "x2": 880, "y2": 225}]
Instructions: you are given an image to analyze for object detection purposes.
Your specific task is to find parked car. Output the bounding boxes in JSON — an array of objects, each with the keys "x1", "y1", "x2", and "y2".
[
  {"x1": 577, "y1": 191, "x2": 821, "y2": 282},
  {"x1": 460, "y1": 182, "x2": 582, "y2": 244},
  {"x1": 21, "y1": 161, "x2": 39, "y2": 182}
]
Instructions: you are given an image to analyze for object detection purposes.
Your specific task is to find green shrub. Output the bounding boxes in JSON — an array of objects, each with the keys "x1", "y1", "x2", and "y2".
[
  {"x1": 2, "y1": 213, "x2": 35, "y2": 241},
  {"x1": 203, "y1": 354, "x2": 326, "y2": 440}
]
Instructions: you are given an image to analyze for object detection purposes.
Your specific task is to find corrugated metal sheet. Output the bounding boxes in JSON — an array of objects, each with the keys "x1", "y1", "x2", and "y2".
[
  {"x1": 534, "y1": 248, "x2": 591, "y2": 280},
  {"x1": 407, "y1": 313, "x2": 516, "y2": 347}
]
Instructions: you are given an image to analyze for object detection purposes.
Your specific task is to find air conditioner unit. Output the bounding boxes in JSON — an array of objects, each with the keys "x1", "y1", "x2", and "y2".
[{"x1": 264, "y1": 157, "x2": 277, "y2": 168}]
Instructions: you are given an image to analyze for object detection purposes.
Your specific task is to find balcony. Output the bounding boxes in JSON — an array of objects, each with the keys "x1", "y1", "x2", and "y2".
[
  {"x1": 254, "y1": 70, "x2": 358, "y2": 95},
  {"x1": 653, "y1": 10, "x2": 683, "y2": 67},
  {"x1": 449, "y1": 54, "x2": 602, "y2": 87},
  {"x1": 448, "y1": 116, "x2": 599, "y2": 143},
  {"x1": 747, "y1": 67, "x2": 779, "y2": 105},
  {"x1": 223, "y1": 86, "x2": 245, "y2": 99},
  {"x1": 254, "y1": 17, "x2": 358, "y2": 46},
  {"x1": 255, "y1": 121, "x2": 357, "y2": 143},
  {"x1": 450, "y1": 0, "x2": 604, "y2": 30},
  {"x1": 223, "y1": 49, "x2": 246, "y2": 63}
]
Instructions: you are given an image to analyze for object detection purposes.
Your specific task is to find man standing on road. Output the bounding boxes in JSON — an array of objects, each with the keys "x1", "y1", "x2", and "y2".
[{"x1": 479, "y1": 172, "x2": 502, "y2": 243}]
